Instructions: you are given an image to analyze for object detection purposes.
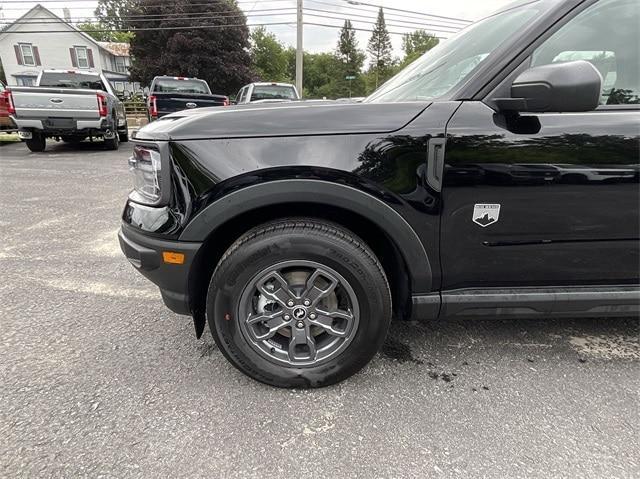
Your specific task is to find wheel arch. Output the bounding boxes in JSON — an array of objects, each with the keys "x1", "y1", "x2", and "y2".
[{"x1": 182, "y1": 180, "x2": 433, "y2": 338}]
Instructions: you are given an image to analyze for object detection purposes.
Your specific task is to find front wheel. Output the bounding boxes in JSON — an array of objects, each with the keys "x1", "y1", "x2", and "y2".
[
  {"x1": 25, "y1": 132, "x2": 46, "y2": 152},
  {"x1": 207, "y1": 219, "x2": 392, "y2": 388}
]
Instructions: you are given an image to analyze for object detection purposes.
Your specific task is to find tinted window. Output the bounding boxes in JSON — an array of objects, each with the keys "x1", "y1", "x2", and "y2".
[
  {"x1": 39, "y1": 73, "x2": 105, "y2": 90},
  {"x1": 251, "y1": 85, "x2": 297, "y2": 101},
  {"x1": 153, "y1": 78, "x2": 210, "y2": 94},
  {"x1": 532, "y1": 0, "x2": 639, "y2": 105}
]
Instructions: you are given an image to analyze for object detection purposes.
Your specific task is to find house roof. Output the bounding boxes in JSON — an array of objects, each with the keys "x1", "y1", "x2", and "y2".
[
  {"x1": 0, "y1": 4, "x2": 129, "y2": 57},
  {"x1": 97, "y1": 42, "x2": 130, "y2": 57}
]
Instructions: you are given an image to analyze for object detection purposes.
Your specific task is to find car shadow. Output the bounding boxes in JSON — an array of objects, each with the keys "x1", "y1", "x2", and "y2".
[
  {"x1": 381, "y1": 316, "x2": 639, "y2": 365},
  {"x1": 43, "y1": 139, "x2": 131, "y2": 153}
]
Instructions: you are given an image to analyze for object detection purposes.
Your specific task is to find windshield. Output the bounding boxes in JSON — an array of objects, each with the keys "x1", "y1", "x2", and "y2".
[
  {"x1": 153, "y1": 78, "x2": 210, "y2": 94},
  {"x1": 251, "y1": 85, "x2": 297, "y2": 101},
  {"x1": 366, "y1": 2, "x2": 544, "y2": 103},
  {"x1": 39, "y1": 73, "x2": 105, "y2": 90}
]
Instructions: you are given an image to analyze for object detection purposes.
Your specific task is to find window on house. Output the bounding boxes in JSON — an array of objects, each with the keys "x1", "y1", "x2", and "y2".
[
  {"x1": 115, "y1": 56, "x2": 127, "y2": 73},
  {"x1": 20, "y1": 44, "x2": 35, "y2": 66},
  {"x1": 75, "y1": 47, "x2": 89, "y2": 69}
]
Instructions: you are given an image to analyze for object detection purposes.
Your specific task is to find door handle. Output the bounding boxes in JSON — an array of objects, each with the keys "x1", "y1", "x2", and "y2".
[{"x1": 426, "y1": 137, "x2": 446, "y2": 192}]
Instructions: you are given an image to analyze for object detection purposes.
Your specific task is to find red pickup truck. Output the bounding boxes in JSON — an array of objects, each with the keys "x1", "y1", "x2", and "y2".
[{"x1": 0, "y1": 81, "x2": 15, "y2": 131}]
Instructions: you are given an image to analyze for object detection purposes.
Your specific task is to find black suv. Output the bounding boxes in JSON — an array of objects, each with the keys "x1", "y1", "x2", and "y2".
[{"x1": 120, "y1": 0, "x2": 639, "y2": 387}]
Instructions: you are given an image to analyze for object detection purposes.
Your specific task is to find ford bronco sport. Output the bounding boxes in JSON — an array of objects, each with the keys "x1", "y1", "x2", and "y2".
[{"x1": 120, "y1": 0, "x2": 640, "y2": 387}]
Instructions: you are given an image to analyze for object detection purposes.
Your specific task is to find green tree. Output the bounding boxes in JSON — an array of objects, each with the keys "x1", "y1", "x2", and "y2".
[
  {"x1": 401, "y1": 30, "x2": 439, "y2": 66},
  {"x1": 77, "y1": 21, "x2": 134, "y2": 42},
  {"x1": 335, "y1": 20, "x2": 366, "y2": 97},
  {"x1": 95, "y1": 0, "x2": 133, "y2": 30},
  {"x1": 337, "y1": 20, "x2": 365, "y2": 73},
  {"x1": 128, "y1": 0, "x2": 254, "y2": 94},
  {"x1": 367, "y1": 8, "x2": 393, "y2": 89},
  {"x1": 303, "y1": 52, "x2": 339, "y2": 98},
  {"x1": 250, "y1": 26, "x2": 289, "y2": 82}
]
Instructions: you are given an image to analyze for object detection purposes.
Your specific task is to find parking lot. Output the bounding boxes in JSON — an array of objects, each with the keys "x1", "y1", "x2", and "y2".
[{"x1": 1, "y1": 140, "x2": 639, "y2": 477}]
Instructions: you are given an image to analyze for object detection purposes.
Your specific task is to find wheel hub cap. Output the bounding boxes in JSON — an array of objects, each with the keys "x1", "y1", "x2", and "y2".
[{"x1": 238, "y1": 260, "x2": 360, "y2": 367}]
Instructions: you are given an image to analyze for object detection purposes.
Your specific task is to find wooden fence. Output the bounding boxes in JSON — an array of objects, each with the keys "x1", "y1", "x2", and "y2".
[{"x1": 124, "y1": 100, "x2": 149, "y2": 127}]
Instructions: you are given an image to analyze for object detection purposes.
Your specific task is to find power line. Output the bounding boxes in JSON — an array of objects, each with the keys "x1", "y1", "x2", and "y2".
[
  {"x1": 305, "y1": 21, "x2": 447, "y2": 38},
  {"x1": 5, "y1": 12, "x2": 298, "y2": 25},
  {"x1": 0, "y1": 0, "x2": 295, "y2": 10},
  {"x1": 0, "y1": 0, "x2": 290, "y2": 3},
  {"x1": 3, "y1": 8, "x2": 296, "y2": 22},
  {"x1": 306, "y1": 0, "x2": 469, "y2": 28},
  {"x1": 304, "y1": 8, "x2": 460, "y2": 32},
  {"x1": 336, "y1": 0, "x2": 471, "y2": 23},
  {"x1": 3, "y1": 9, "x2": 461, "y2": 34},
  {"x1": 304, "y1": 12, "x2": 457, "y2": 34},
  {"x1": 2, "y1": 21, "x2": 297, "y2": 33},
  {"x1": 0, "y1": 0, "x2": 471, "y2": 25}
]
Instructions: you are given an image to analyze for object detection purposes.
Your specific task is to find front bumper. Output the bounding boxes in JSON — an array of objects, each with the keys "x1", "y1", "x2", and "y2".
[{"x1": 118, "y1": 224, "x2": 202, "y2": 315}]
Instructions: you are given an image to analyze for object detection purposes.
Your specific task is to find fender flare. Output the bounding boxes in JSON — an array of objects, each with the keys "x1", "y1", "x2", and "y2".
[{"x1": 179, "y1": 179, "x2": 432, "y2": 293}]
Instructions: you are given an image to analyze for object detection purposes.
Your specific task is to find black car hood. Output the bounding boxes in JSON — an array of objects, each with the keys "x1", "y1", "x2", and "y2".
[{"x1": 134, "y1": 101, "x2": 431, "y2": 141}]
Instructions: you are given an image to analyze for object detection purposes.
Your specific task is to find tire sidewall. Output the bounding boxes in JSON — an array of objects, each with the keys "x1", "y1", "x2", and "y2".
[
  {"x1": 26, "y1": 132, "x2": 45, "y2": 152},
  {"x1": 207, "y1": 227, "x2": 391, "y2": 388},
  {"x1": 104, "y1": 129, "x2": 119, "y2": 150}
]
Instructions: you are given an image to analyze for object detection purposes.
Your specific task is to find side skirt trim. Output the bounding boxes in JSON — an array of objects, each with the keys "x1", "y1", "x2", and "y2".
[{"x1": 411, "y1": 285, "x2": 640, "y2": 320}]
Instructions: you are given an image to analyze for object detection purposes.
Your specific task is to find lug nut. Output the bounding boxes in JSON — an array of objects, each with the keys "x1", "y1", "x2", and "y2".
[
  {"x1": 309, "y1": 313, "x2": 316, "y2": 319},
  {"x1": 296, "y1": 322, "x2": 304, "y2": 329},
  {"x1": 284, "y1": 314, "x2": 291, "y2": 321},
  {"x1": 287, "y1": 300, "x2": 295, "y2": 307},
  {"x1": 303, "y1": 299, "x2": 311, "y2": 306}
]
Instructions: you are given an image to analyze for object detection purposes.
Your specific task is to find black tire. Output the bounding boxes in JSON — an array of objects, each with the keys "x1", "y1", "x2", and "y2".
[
  {"x1": 118, "y1": 128, "x2": 129, "y2": 143},
  {"x1": 103, "y1": 131, "x2": 120, "y2": 150},
  {"x1": 206, "y1": 219, "x2": 392, "y2": 388},
  {"x1": 25, "y1": 133, "x2": 46, "y2": 152}
]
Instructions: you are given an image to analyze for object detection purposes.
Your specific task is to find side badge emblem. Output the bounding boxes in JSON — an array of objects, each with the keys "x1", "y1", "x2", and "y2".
[{"x1": 473, "y1": 204, "x2": 501, "y2": 227}]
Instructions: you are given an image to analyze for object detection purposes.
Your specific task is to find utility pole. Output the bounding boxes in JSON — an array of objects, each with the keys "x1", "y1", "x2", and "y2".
[{"x1": 296, "y1": 0, "x2": 303, "y2": 98}]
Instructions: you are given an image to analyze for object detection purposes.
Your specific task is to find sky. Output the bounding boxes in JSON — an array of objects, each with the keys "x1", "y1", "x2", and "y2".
[{"x1": 1, "y1": 0, "x2": 514, "y2": 56}]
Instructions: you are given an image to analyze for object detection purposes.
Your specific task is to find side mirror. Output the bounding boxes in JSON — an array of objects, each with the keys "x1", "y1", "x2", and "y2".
[{"x1": 494, "y1": 60, "x2": 602, "y2": 113}]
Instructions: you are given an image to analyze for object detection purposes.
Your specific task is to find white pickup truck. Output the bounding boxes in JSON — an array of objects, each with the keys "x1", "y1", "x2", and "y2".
[{"x1": 7, "y1": 70, "x2": 128, "y2": 152}]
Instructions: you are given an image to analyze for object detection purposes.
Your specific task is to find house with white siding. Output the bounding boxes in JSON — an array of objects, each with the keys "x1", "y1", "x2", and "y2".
[{"x1": 0, "y1": 4, "x2": 139, "y2": 93}]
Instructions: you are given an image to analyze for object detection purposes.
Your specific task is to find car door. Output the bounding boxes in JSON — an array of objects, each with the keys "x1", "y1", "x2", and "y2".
[{"x1": 440, "y1": 0, "x2": 639, "y2": 293}]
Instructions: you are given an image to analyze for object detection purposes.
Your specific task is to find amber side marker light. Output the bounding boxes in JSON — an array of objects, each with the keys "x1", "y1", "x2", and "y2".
[{"x1": 162, "y1": 252, "x2": 185, "y2": 264}]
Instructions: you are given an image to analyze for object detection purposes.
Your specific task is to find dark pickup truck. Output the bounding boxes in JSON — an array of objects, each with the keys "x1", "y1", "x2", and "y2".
[
  {"x1": 147, "y1": 76, "x2": 228, "y2": 121},
  {"x1": 120, "y1": 0, "x2": 639, "y2": 388}
]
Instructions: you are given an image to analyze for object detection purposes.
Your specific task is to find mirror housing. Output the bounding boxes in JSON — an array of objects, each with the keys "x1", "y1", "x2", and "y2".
[{"x1": 494, "y1": 60, "x2": 602, "y2": 113}]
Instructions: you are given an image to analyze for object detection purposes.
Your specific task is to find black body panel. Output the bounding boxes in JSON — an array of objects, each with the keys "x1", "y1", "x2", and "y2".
[
  {"x1": 441, "y1": 102, "x2": 640, "y2": 290},
  {"x1": 133, "y1": 101, "x2": 431, "y2": 140}
]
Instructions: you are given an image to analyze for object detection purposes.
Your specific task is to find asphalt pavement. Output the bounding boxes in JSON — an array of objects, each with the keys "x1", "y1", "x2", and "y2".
[{"x1": 1, "y1": 139, "x2": 638, "y2": 478}]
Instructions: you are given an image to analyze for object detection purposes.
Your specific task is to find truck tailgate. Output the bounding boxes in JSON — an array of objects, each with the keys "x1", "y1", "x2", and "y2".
[
  {"x1": 154, "y1": 92, "x2": 226, "y2": 117},
  {"x1": 11, "y1": 88, "x2": 100, "y2": 119}
]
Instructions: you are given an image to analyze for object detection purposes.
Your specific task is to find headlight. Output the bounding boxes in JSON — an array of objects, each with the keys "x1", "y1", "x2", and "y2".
[{"x1": 129, "y1": 145, "x2": 162, "y2": 204}]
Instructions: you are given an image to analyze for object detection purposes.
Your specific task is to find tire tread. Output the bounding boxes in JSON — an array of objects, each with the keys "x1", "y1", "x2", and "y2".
[{"x1": 215, "y1": 219, "x2": 389, "y2": 294}]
